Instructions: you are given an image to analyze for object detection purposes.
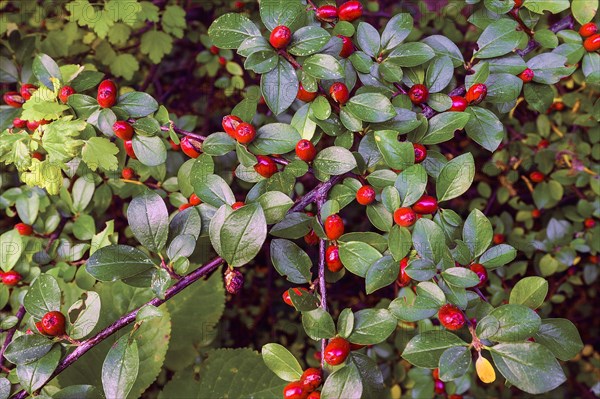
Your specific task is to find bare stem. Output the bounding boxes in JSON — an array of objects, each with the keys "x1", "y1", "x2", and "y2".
[{"x1": 316, "y1": 193, "x2": 328, "y2": 369}]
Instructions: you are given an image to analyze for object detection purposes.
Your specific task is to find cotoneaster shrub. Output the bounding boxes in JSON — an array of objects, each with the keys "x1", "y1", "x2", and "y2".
[{"x1": 0, "y1": 1, "x2": 599, "y2": 398}]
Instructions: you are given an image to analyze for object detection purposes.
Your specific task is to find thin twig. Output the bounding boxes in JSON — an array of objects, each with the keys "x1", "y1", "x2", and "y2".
[
  {"x1": 0, "y1": 306, "x2": 26, "y2": 367},
  {"x1": 316, "y1": 193, "x2": 328, "y2": 369}
]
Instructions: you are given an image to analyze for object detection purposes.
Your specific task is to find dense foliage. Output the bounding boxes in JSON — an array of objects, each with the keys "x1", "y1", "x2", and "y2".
[{"x1": 1, "y1": 0, "x2": 599, "y2": 398}]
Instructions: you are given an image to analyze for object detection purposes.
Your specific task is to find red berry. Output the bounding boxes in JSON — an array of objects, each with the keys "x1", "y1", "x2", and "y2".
[
  {"x1": 235, "y1": 123, "x2": 256, "y2": 144},
  {"x1": 513, "y1": 0, "x2": 523, "y2": 7},
  {"x1": 121, "y1": 167, "x2": 135, "y2": 179},
  {"x1": 432, "y1": 368, "x2": 440, "y2": 380},
  {"x1": 97, "y1": 79, "x2": 118, "y2": 108},
  {"x1": 301, "y1": 368, "x2": 323, "y2": 392},
  {"x1": 449, "y1": 395, "x2": 463, "y2": 399},
  {"x1": 307, "y1": 392, "x2": 321, "y2": 399},
  {"x1": 493, "y1": 233, "x2": 505, "y2": 244},
  {"x1": 218, "y1": 57, "x2": 227, "y2": 66},
  {"x1": 315, "y1": 5, "x2": 338, "y2": 21},
  {"x1": 209, "y1": 45, "x2": 219, "y2": 55},
  {"x1": 579, "y1": 23, "x2": 598, "y2": 38},
  {"x1": 529, "y1": 171, "x2": 545, "y2": 183},
  {"x1": 1, "y1": 270, "x2": 22, "y2": 286},
  {"x1": 254, "y1": 155, "x2": 278, "y2": 178},
  {"x1": 470, "y1": 263, "x2": 488, "y2": 288},
  {"x1": 338, "y1": 35, "x2": 354, "y2": 58},
  {"x1": 329, "y1": 82, "x2": 349, "y2": 105},
  {"x1": 180, "y1": 137, "x2": 202, "y2": 158},
  {"x1": 550, "y1": 102, "x2": 565, "y2": 112},
  {"x1": 124, "y1": 140, "x2": 137, "y2": 159},
  {"x1": 270, "y1": 25, "x2": 292, "y2": 49},
  {"x1": 396, "y1": 257, "x2": 411, "y2": 287},
  {"x1": 438, "y1": 304, "x2": 466, "y2": 330},
  {"x1": 296, "y1": 139, "x2": 317, "y2": 162},
  {"x1": 169, "y1": 139, "x2": 181, "y2": 151},
  {"x1": 394, "y1": 207, "x2": 417, "y2": 227},
  {"x1": 112, "y1": 121, "x2": 134, "y2": 140},
  {"x1": 189, "y1": 193, "x2": 202, "y2": 206},
  {"x1": 465, "y1": 83, "x2": 487, "y2": 105},
  {"x1": 326, "y1": 245, "x2": 343, "y2": 272},
  {"x1": 13, "y1": 118, "x2": 27, "y2": 128},
  {"x1": 232, "y1": 201, "x2": 245, "y2": 210},
  {"x1": 413, "y1": 143, "x2": 427, "y2": 163},
  {"x1": 234, "y1": 1, "x2": 244, "y2": 9},
  {"x1": 412, "y1": 195, "x2": 438, "y2": 214},
  {"x1": 35, "y1": 321, "x2": 46, "y2": 335},
  {"x1": 408, "y1": 84, "x2": 429, "y2": 104},
  {"x1": 297, "y1": 84, "x2": 318, "y2": 102},
  {"x1": 20, "y1": 84, "x2": 37, "y2": 101},
  {"x1": 41, "y1": 311, "x2": 66, "y2": 336},
  {"x1": 3, "y1": 91, "x2": 25, "y2": 108},
  {"x1": 222, "y1": 115, "x2": 242, "y2": 138},
  {"x1": 434, "y1": 379, "x2": 445, "y2": 394},
  {"x1": 518, "y1": 68, "x2": 534, "y2": 83},
  {"x1": 15, "y1": 223, "x2": 33, "y2": 236},
  {"x1": 31, "y1": 152, "x2": 44, "y2": 161},
  {"x1": 338, "y1": 1, "x2": 363, "y2": 22},
  {"x1": 59, "y1": 86, "x2": 75, "y2": 103},
  {"x1": 27, "y1": 120, "x2": 40, "y2": 131},
  {"x1": 304, "y1": 230, "x2": 319, "y2": 246},
  {"x1": 537, "y1": 139, "x2": 550, "y2": 149},
  {"x1": 583, "y1": 34, "x2": 600, "y2": 52},
  {"x1": 282, "y1": 287, "x2": 309, "y2": 306},
  {"x1": 589, "y1": 255, "x2": 598, "y2": 264},
  {"x1": 531, "y1": 209, "x2": 541, "y2": 218},
  {"x1": 179, "y1": 203, "x2": 192, "y2": 211},
  {"x1": 584, "y1": 218, "x2": 596, "y2": 229},
  {"x1": 324, "y1": 214, "x2": 344, "y2": 240},
  {"x1": 356, "y1": 185, "x2": 376, "y2": 205},
  {"x1": 283, "y1": 381, "x2": 306, "y2": 399},
  {"x1": 323, "y1": 337, "x2": 351, "y2": 365},
  {"x1": 450, "y1": 96, "x2": 468, "y2": 112}
]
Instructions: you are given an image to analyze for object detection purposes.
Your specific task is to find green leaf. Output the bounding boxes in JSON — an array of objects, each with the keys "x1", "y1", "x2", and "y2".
[
  {"x1": 248, "y1": 123, "x2": 301, "y2": 155},
  {"x1": 442, "y1": 267, "x2": 481, "y2": 288},
  {"x1": 533, "y1": 318, "x2": 584, "y2": 361},
  {"x1": 198, "y1": 348, "x2": 287, "y2": 398},
  {"x1": 527, "y1": 53, "x2": 574, "y2": 84},
  {"x1": 102, "y1": 335, "x2": 139, "y2": 399},
  {"x1": 375, "y1": 130, "x2": 415, "y2": 170},
  {"x1": 114, "y1": 92, "x2": 159, "y2": 118},
  {"x1": 438, "y1": 346, "x2": 471, "y2": 382},
  {"x1": 208, "y1": 13, "x2": 261, "y2": 49},
  {"x1": 381, "y1": 13, "x2": 413, "y2": 50},
  {"x1": 270, "y1": 239, "x2": 312, "y2": 284},
  {"x1": 302, "y1": 308, "x2": 336, "y2": 340},
  {"x1": 303, "y1": 54, "x2": 344, "y2": 80},
  {"x1": 464, "y1": 106, "x2": 505, "y2": 152},
  {"x1": 81, "y1": 137, "x2": 119, "y2": 172},
  {"x1": 17, "y1": 345, "x2": 61, "y2": 393},
  {"x1": 111, "y1": 54, "x2": 139, "y2": 80},
  {"x1": 127, "y1": 191, "x2": 168, "y2": 253},
  {"x1": 347, "y1": 309, "x2": 397, "y2": 345},
  {"x1": 288, "y1": 26, "x2": 330, "y2": 56},
  {"x1": 436, "y1": 153, "x2": 475, "y2": 202},
  {"x1": 0, "y1": 229, "x2": 22, "y2": 271},
  {"x1": 194, "y1": 174, "x2": 235, "y2": 208},
  {"x1": 389, "y1": 295, "x2": 439, "y2": 322},
  {"x1": 4, "y1": 335, "x2": 54, "y2": 365},
  {"x1": 339, "y1": 241, "x2": 383, "y2": 277},
  {"x1": 261, "y1": 59, "x2": 298, "y2": 115},
  {"x1": 259, "y1": 0, "x2": 305, "y2": 31},
  {"x1": 509, "y1": 276, "x2": 548, "y2": 309},
  {"x1": 24, "y1": 274, "x2": 61, "y2": 319},
  {"x1": 388, "y1": 42, "x2": 435, "y2": 67},
  {"x1": 337, "y1": 309, "x2": 355, "y2": 339},
  {"x1": 571, "y1": 0, "x2": 598, "y2": 24},
  {"x1": 388, "y1": 225, "x2": 412, "y2": 261},
  {"x1": 33, "y1": 53, "x2": 62, "y2": 89},
  {"x1": 261, "y1": 343, "x2": 303, "y2": 382},
  {"x1": 523, "y1": 0, "x2": 570, "y2": 14},
  {"x1": 365, "y1": 255, "x2": 399, "y2": 294},
  {"x1": 203, "y1": 132, "x2": 236, "y2": 156},
  {"x1": 345, "y1": 93, "x2": 396, "y2": 123},
  {"x1": 423, "y1": 112, "x2": 470, "y2": 144},
  {"x1": 68, "y1": 291, "x2": 101, "y2": 340},
  {"x1": 412, "y1": 218, "x2": 446, "y2": 264},
  {"x1": 490, "y1": 342, "x2": 566, "y2": 394},
  {"x1": 132, "y1": 135, "x2": 167, "y2": 167},
  {"x1": 140, "y1": 31, "x2": 173, "y2": 63},
  {"x1": 42, "y1": 119, "x2": 85, "y2": 163},
  {"x1": 270, "y1": 212, "x2": 313, "y2": 239},
  {"x1": 422, "y1": 35, "x2": 465, "y2": 67},
  {"x1": 395, "y1": 164, "x2": 427, "y2": 206},
  {"x1": 321, "y1": 363, "x2": 362, "y2": 399},
  {"x1": 463, "y1": 209, "x2": 492, "y2": 258},
  {"x1": 426, "y1": 56, "x2": 454, "y2": 93},
  {"x1": 86, "y1": 245, "x2": 155, "y2": 282},
  {"x1": 479, "y1": 244, "x2": 517, "y2": 268},
  {"x1": 402, "y1": 331, "x2": 467, "y2": 368},
  {"x1": 476, "y1": 304, "x2": 541, "y2": 342},
  {"x1": 220, "y1": 203, "x2": 267, "y2": 267},
  {"x1": 356, "y1": 22, "x2": 381, "y2": 58},
  {"x1": 475, "y1": 19, "x2": 522, "y2": 58},
  {"x1": 313, "y1": 146, "x2": 357, "y2": 176}
]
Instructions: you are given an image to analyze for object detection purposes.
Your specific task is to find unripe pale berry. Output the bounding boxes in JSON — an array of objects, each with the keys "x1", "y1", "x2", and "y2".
[
  {"x1": 356, "y1": 185, "x2": 376, "y2": 205},
  {"x1": 324, "y1": 214, "x2": 344, "y2": 240},
  {"x1": 97, "y1": 79, "x2": 118, "y2": 108}
]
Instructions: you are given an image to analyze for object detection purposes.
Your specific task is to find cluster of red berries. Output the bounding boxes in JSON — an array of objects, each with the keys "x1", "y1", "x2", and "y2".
[
  {"x1": 1, "y1": 270, "x2": 22, "y2": 286},
  {"x1": 179, "y1": 193, "x2": 203, "y2": 211},
  {"x1": 5, "y1": 84, "x2": 56, "y2": 131},
  {"x1": 35, "y1": 311, "x2": 66, "y2": 337},
  {"x1": 315, "y1": 1, "x2": 363, "y2": 23},
  {"x1": 579, "y1": 23, "x2": 600, "y2": 52},
  {"x1": 209, "y1": 45, "x2": 228, "y2": 67},
  {"x1": 393, "y1": 195, "x2": 438, "y2": 227},
  {"x1": 283, "y1": 368, "x2": 323, "y2": 399},
  {"x1": 222, "y1": 115, "x2": 257, "y2": 144},
  {"x1": 448, "y1": 83, "x2": 487, "y2": 112}
]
